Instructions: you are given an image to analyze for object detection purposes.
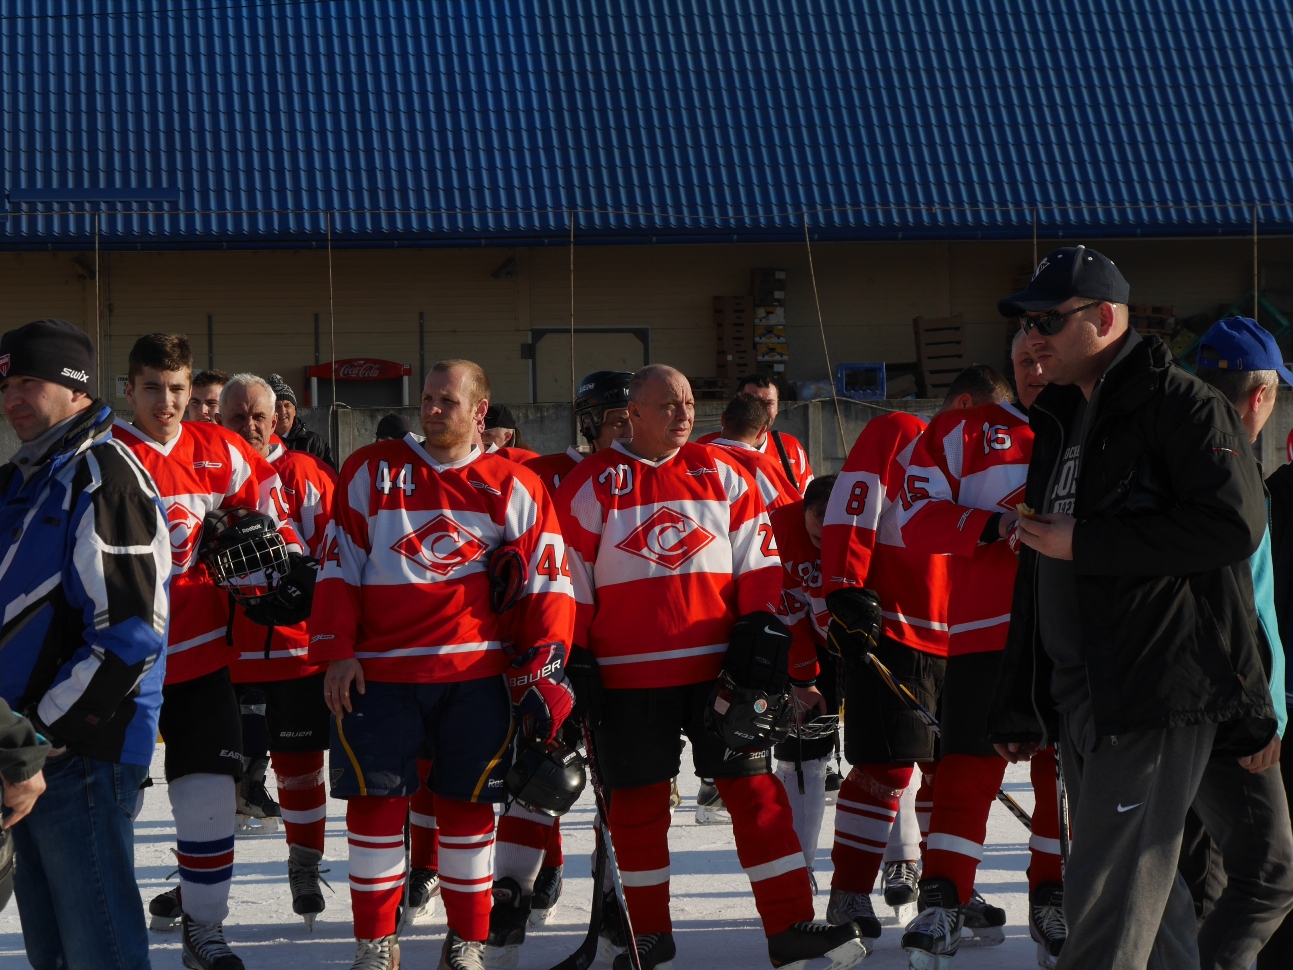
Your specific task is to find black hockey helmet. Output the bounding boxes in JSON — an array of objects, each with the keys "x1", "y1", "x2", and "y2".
[
  {"x1": 704, "y1": 677, "x2": 794, "y2": 755},
  {"x1": 504, "y1": 739, "x2": 587, "y2": 817},
  {"x1": 575, "y1": 370, "x2": 633, "y2": 444},
  {"x1": 199, "y1": 508, "x2": 291, "y2": 608}
]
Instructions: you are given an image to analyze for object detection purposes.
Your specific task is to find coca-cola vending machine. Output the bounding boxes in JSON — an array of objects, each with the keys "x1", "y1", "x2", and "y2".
[{"x1": 305, "y1": 359, "x2": 411, "y2": 408}]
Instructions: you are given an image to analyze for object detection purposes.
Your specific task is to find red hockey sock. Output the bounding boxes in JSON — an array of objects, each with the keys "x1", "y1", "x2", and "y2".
[
  {"x1": 718, "y1": 774, "x2": 814, "y2": 937},
  {"x1": 915, "y1": 763, "x2": 935, "y2": 856},
  {"x1": 543, "y1": 816, "x2": 564, "y2": 867},
  {"x1": 923, "y1": 754, "x2": 1007, "y2": 904},
  {"x1": 495, "y1": 802, "x2": 555, "y2": 891},
  {"x1": 831, "y1": 763, "x2": 914, "y2": 894},
  {"x1": 347, "y1": 796, "x2": 409, "y2": 939},
  {"x1": 437, "y1": 797, "x2": 497, "y2": 941},
  {"x1": 410, "y1": 759, "x2": 439, "y2": 871},
  {"x1": 1028, "y1": 746, "x2": 1064, "y2": 889},
  {"x1": 607, "y1": 781, "x2": 673, "y2": 935},
  {"x1": 272, "y1": 750, "x2": 327, "y2": 853}
]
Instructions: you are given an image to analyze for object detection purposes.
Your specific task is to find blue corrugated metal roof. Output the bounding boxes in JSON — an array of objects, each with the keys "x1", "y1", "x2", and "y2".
[{"x1": 2, "y1": 0, "x2": 1291, "y2": 247}]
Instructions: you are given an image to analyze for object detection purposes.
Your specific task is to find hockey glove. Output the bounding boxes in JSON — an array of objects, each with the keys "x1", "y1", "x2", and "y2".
[
  {"x1": 565, "y1": 644, "x2": 605, "y2": 729},
  {"x1": 825, "y1": 587, "x2": 883, "y2": 657},
  {"x1": 507, "y1": 641, "x2": 575, "y2": 745},
  {"x1": 724, "y1": 611, "x2": 793, "y2": 693},
  {"x1": 243, "y1": 553, "x2": 319, "y2": 627}
]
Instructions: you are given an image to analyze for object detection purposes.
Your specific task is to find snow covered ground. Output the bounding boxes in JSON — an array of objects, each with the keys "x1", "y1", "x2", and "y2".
[{"x1": 0, "y1": 745, "x2": 1044, "y2": 969}]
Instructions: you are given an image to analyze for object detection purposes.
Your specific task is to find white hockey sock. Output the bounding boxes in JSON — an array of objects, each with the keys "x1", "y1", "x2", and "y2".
[
  {"x1": 170, "y1": 773, "x2": 237, "y2": 924},
  {"x1": 494, "y1": 802, "x2": 553, "y2": 893},
  {"x1": 776, "y1": 755, "x2": 830, "y2": 870},
  {"x1": 883, "y1": 776, "x2": 920, "y2": 864}
]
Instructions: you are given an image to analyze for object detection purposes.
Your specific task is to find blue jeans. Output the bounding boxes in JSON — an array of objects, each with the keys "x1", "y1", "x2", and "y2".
[{"x1": 12, "y1": 751, "x2": 150, "y2": 970}]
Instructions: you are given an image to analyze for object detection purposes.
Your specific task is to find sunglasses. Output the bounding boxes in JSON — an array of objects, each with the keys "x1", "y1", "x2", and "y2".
[{"x1": 1018, "y1": 301, "x2": 1103, "y2": 336}]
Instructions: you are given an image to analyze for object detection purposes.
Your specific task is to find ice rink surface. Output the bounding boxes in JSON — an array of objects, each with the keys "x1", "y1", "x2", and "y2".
[{"x1": 0, "y1": 744, "x2": 1044, "y2": 969}]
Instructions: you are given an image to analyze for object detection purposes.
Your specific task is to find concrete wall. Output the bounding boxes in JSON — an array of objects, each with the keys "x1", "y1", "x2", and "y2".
[{"x1": 1, "y1": 235, "x2": 1288, "y2": 410}]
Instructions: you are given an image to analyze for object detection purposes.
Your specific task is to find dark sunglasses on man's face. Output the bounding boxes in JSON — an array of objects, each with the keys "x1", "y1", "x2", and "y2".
[{"x1": 1017, "y1": 301, "x2": 1103, "y2": 336}]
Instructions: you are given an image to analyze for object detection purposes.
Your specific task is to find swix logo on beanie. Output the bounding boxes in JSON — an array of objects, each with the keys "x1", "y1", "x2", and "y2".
[
  {"x1": 0, "y1": 319, "x2": 96, "y2": 394},
  {"x1": 60, "y1": 367, "x2": 90, "y2": 384}
]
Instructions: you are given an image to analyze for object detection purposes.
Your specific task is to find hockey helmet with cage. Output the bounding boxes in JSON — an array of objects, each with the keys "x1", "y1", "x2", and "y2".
[
  {"x1": 575, "y1": 370, "x2": 633, "y2": 444},
  {"x1": 504, "y1": 739, "x2": 587, "y2": 817},
  {"x1": 199, "y1": 508, "x2": 316, "y2": 627},
  {"x1": 704, "y1": 611, "x2": 796, "y2": 754}
]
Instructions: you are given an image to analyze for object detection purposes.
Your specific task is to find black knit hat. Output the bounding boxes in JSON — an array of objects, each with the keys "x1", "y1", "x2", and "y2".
[
  {"x1": 375, "y1": 413, "x2": 409, "y2": 441},
  {"x1": 0, "y1": 319, "x2": 95, "y2": 395},
  {"x1": 267, "y1": 373, "x2": 297, "y2": 406}
]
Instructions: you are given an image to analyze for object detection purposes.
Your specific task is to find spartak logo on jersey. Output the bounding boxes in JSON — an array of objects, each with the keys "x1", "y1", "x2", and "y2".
[
  {"x1": 391, "y1": 513, "x2": 487, "y2": 576},
  {"x1": 997, "y1": 482, "x2": 1028, "y2": 513},
  {"x1": 616, "y1": 506, "x2": 716, "y2": 571},
  {"x1": 167, "y1": 502, "x2": 204, "y2": 569}
]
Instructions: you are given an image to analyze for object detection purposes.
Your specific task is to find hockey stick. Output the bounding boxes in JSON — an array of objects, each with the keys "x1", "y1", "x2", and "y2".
[
  {"x1": 829, "y1": 629, "x2": 1034, "y2": 831},
  {"x1": 547, "y1": 716, "x2": 642, "y2": 970},
  {"x1": 1054, "y1": 744, "x2": 1070, "y2": 874}
]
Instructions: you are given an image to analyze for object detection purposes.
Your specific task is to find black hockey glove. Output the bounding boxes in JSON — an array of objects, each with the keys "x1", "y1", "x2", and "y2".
[
  {"x1": 565, "y1": 645, "x2": 604, "y2": 729},
  {"x1": 243, "y1": 553, "x2": 318, "y2": 627},
  {"x1": 825, "y1": 587, "x2": 882, "y2": 657},
  {"x1": 724, "y1": 611, "x2": 792, "y2": 693}
]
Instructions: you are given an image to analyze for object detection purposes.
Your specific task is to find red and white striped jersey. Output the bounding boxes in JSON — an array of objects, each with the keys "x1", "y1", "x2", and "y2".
[
  {"x1": 898, "y1": 401, "x2": 1032, "y2": 656},
  {"x1": 697, "y1": 429, "x2": 813, "y2": 494},
  {"x1": 556, "y1": 440, "x2": 782, "y2": 690},
  {"x1": 231, "y1": 438, "x2": 338, "y2": 683},
  {"x1": 706, "y1": 438, "x2": 799, "y2": 511},
  {"x1": 769, "y1": 500, "x2": 827, "y2": 683},
  {"x1": 112, "y1": 419, "x2": 302, "y2": 685},
  {"x1": 523, "y1": 448, "x2": 583, "y2": 497},
  {"x1": 309, "y1": 436, "x2": 575, "y2": 684},
  {"x1": 819, "y1": 412, "x2": 950, "y2": 657}
]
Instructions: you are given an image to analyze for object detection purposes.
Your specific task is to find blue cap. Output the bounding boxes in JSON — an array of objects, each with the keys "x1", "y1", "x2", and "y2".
[{"x1": 1197, "y1": 316, "x2": 1293, "y2": 386}]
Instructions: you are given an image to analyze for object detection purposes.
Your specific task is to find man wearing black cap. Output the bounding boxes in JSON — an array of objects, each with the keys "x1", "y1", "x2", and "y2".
[
  {"x1": 0, "y1": 320, "x2": 170, "y2": 970},
  {"x1": 988, "y1": 248, "x2": 1272, "y2": 969},
  {"x1": 268, "y1": 373, "x2": 335, "y2": 469},
  {"x1": 482, "y1": 404, "x2": 538, "y2": 462}
]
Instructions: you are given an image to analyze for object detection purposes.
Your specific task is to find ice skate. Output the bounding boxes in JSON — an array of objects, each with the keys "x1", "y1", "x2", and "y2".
[
  {"x1": 528, "y1": 863, "x2": 563, "y2": 926},
  {"x1": 694, "y1": 779, "x2": 731, "y2": 825},
  {"x1": 1029, "y1": 883, "x2": 1066, "y2": 969},
  {"x1": 960, "y1": 889, "x2": 1005, "y2": 946},
  {"x1": 669, "y1": 777, "x2": 681, "y2": 811},
  {"x1": 235, "y1": 756, "x2": 281, "y2": 833},
  {"x1": 883, "y1": 860, "x2": 920, "y2": 924},
  {"x1": 901, "y1": 877, "x2": 964, "y2": 970},
  {"x1": 149, "y1": 884, "x2": 182, "y2": 931},
  {"x1": 612, "y1": 932, "x2": 676, "y2": 970},
  {"x1": 287, "y1": 844, "x2": 329, "y2": 930},
  {"x1": 597, "y1": 888, "x2": 628, "y2": 962},
  {"x1": 825, "y1": 887, "x2": 882, "y2": 943},
  {"x1": 180, "y1": 914, "x2": 246, "y2": 970},
  {"x1": 407, "y1": 867, "x2": 441, "y2": 923},
  {"x1": 768, "y1": 920, "x2": 867, "y2": 969},
  {"x1": 483, "y1": 877, "x2": 531, "y2": 968},
  {"x1": 351, "y1": 935, "x2": 401, "y2": 970},
  {"x1": 439, "y1": 930, "x2": 487, "y2": 970},
  {"x1": 824, "y1": 766, "x2": 843, "y2": 805}
]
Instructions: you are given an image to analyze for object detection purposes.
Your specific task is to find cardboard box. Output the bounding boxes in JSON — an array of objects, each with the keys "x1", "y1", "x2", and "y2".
[
  {"x1": 754, "y1": 306, "x2": 785, "y2": 322},
  {"x1": 717, "y1": 323, "x2": 754, "y2": 355},
  {"x1": 716, "y1": 351, "x2": 757, "y2": 379},
  {"x1": 755, "y1": 342, "x2": 789, "y2": 362},
  {"x1": 713, "y1": 296, "x2": 753, "y2": 322},
  {"x1": 754, "y1": 323, "x2": 786, "y2": 343}
]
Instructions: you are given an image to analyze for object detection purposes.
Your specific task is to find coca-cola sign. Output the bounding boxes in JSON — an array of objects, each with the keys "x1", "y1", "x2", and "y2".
[{"x1": 306, "y1": 358, "x2": 411, "y2": 381}]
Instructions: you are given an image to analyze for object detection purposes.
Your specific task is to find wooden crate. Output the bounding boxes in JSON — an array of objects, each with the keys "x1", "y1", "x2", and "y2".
[
  {"x1": 691, "y1": 376, "x2": 729, "y2": 401},
  {"x1": 913, "y1": 314, "x2": 967, "y2": 396}
]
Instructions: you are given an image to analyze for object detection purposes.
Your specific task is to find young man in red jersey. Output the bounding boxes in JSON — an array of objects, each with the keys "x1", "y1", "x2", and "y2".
[
  {"x1": 707, "y1": 392, "x2": 800, "y2": 512},
  {"x1": 819, "y1": 366, "x2": 1012, "y2": 950},
  {"x1": 220, "y1": 373, "x2": 338, "y2": 930},
  {"x1": 897, "y1": 336, "x2": 1064, "y2": 968},
  {"x1": 186, "y1": 369, "x2": 228, "y2": 423},
  {"x1": 524, "y1": 370, "x2": 634, "y2": 494},
  {"x1": 556, "y1": 364, "x2": 864, "y2": 970},
  {"x1": 114, "y1": 334, "x2": 300, "y2": 970},
  {"x1": 698, "y1": 373, "x2": 812, "y2": 494},
  {"x1": 312, "y1": 359, "x2": 577, "y2": 970}
]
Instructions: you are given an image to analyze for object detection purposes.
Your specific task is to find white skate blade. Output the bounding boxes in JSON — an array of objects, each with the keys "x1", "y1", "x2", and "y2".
[
  {"x1": 959, "y1": 925, "x2": 1004, "y2": 947},
  {"x1": 904, "y1": 947, "x2": 956, "y2": 970},
  {"x1": 482, "y1": 943, "x2": 520, "y2": 969},
  {"x1": 882, "y1": 900, "x2": 917, "y2": 925},
  {"x1": 1035, "y1": 942, "x2": 1058, "y2": 969},
  {"x1": 694, "y1": 804, "x2": 732, "y2": 825},
  {"x1": 302, "y1": 913, "x2": 315, "y2": 932},
  {"x1": 777, "y1": 938, "x2": 869, "y2": 970},
  {"x1": 149, "y1": 914, "x2": 180, "y2": 932},
  {"x1": 527, "y1": 905, "x2": 553, "y2": 927},
  {"x1": 234, "y1": 813, "x2": 262, "y2": 833},
  {"x1": 259, "y1": 816, "x2": 280, "y2": 833},
  {"x1": 410, "y1": 897, "x2": 435, "y2": 923}
]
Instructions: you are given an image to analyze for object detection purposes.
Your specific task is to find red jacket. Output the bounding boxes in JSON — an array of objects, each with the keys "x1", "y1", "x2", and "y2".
[
  {"x1": 556, "y1": 440, "x2": 782, "y2": 689},
  {"x1": 819, "y1": 412, "x2": 950, "y2": 657},
  {"x1": 309, "y1": 438, "x2": 575, "y2": 683},
  {"x1": 706, "y1": 438, "x2": 799, "y2": 511},
  {"x1": 697, "y1": 429, "x2": 813, "y2": 494},
  {"x1": 522, "y1": 448, "x2": 583, "y2": 496},
  {"x1": 898, "y1": 401, "x2": 1031, "y2": 656}
]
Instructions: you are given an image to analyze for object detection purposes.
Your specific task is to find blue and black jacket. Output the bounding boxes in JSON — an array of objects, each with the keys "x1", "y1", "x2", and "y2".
[{"x1": 0, "y1": 402, "x2": 170, "y2": 767}]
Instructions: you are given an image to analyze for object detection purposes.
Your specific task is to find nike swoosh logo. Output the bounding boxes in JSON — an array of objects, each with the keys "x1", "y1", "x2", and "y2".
[{"x1": 1117, "y1": 802, "x2": 1142, "y2": 813}]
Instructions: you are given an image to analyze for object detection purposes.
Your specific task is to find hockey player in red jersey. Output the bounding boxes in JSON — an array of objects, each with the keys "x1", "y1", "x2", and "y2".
[
  {"x1": 897, "y1": 337, "x2": 1063, "y2": 969},
  {"x1": 312, "y1": 359, "x2": 577, "y2": 970},
  {"x1": 114, "y1": 334, "x2": 301, "y2": 970},
  {"x1": 707, "y1": 392, "x2": 800, "y2": 512},
  {"x1": 524, "y1": 370, "x2": 634, "y2": 494},
  {"x1": 219, "y1": 373, "x2": 338, "y2": 930},
  {"x1": 698, "y1": 373, "x2": 813, "y2": 494},
  {"x1": 483, "y1": 405, "x2": 539, "y2": 463},
  {"x1": 820, "y1": 366, "x2": 1014, "y2": 951},
  {"x1": 557, "y1": 364, "x2": 865, "y2": 970}
]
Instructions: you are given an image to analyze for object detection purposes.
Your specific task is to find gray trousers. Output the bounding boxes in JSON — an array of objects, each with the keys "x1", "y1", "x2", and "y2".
[
  {"x1": 1189, "y1": 755, "x2": 1293, "y2": 969},
  {"x1": 1056, "y1": 703, "x2": 1216, "y2": 970}
]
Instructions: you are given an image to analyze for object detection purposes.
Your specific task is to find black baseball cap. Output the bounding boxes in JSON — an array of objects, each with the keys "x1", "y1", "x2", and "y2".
[
  {"x1": 484, "y1": 405, "x2": 517, "y2": 430},
  {"x1": 998, "y1": 246, "x2": 1130, "y2": 317}
]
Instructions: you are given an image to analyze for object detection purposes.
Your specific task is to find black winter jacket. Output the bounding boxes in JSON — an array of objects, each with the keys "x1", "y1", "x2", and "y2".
[
  {"x1": 282, "y1": 416, "x2": 335, "y2": 470},
  {"x1": 988, "y1": 334, "x2": 1275, "y2": 749}
]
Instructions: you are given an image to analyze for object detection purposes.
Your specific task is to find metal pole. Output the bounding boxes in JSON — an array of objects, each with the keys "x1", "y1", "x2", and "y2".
[
  {"x1": 802, "y1": 213, "x2": 848, "y2": 454},
  {"x1": 1254, "y1": 203, "x2": 1260, "y2": 320},
  {"x1": 208, "y1": 314, "x2": 214, "y2": 370},
  {"x1": 418, "y1": 310, "x2": 426, "y2": 392},
  {"x1": 570, "y1": 210, "x2": 577, "y2": 441}
]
